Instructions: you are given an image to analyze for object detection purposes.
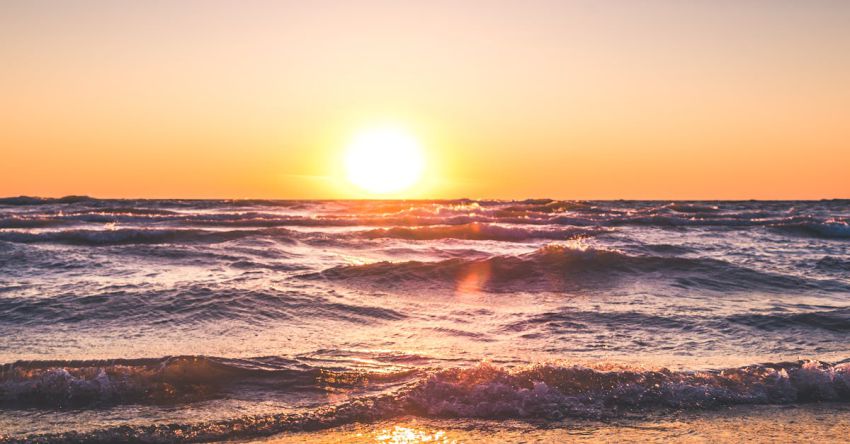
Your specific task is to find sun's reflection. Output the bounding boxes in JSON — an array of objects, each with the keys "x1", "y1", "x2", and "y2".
[
  {"x1": 372, "y1": 425, "x2": 453, "y2": 443},
  {"x1": 456, "y1": 260, "x2": 491, "y2": 298}
]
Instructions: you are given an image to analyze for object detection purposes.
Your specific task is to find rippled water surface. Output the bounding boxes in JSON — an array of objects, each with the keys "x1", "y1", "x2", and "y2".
[{"x1": 0, "y1": 197, "x2": 848, "y2": 442}]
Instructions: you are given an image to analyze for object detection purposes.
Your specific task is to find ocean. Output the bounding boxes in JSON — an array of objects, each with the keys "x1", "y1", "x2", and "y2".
[{"x1": 0, "y1": 197, "x2": 849, "y2": 442}]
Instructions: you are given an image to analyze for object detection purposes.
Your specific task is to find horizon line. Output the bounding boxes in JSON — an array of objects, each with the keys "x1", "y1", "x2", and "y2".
[{"x1": 2, "y1": 195, "x2": 849, "y2": 203}]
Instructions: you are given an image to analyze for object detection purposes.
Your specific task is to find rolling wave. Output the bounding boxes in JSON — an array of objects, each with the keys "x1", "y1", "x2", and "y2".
[
  {"x1": 0, "y1": 217, "x2": 69, "y2": 229},
  {"x1": 0, "y1": 286, "x2": 406, "y2": 326},
  {"x1": 0, "y1": 356, "x2": 417, "y2": 409},
  {"x1": 727, "y1": 308, "x2": 850, "y2": 332},
  {"x1": 2, "y1": 218, "x2": 846, "y2": 247},
  {"x1": 507, "y1": 307, "x2": 850, "y2": 339},
  {"x1": 662, "y1": 202, "x2": 721, "y2": 213},
  {"x1": 773, "y1": 220, "x2": 850, "y2": 240},
  {"x1": 0, "y1": 195, "x2": 95, "y2": 206},
  {"x1": 1, "y1": 199, "x2": 846, "y2": 235},
  {"x1": 406, "y1": 359, "x2": 850, "y2": 417},
  {"x1": 357, "y1": 223, "x2": 602, "y2": 242},
  {"x1": 306, "y1": 245, "x2": 841, "y2": 293},
  {"x1": 0, "y1": 228, "x2": 297, "y2": 246},
  {"x1": 6, "y1": 358, "x2": 850, "y2": 443}
]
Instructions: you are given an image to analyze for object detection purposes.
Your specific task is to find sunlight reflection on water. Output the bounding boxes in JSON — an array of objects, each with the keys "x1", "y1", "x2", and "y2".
[{"x1": 373, "y1": 425, "x2": 451, "y2": 443}]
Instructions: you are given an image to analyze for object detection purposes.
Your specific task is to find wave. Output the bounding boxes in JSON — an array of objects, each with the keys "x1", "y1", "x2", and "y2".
[
  {"x1": 509, "y1": 308, "x2": 850, "y2": 340},
  {"x1": 6, "y1": 213, "x2": 844, "y2": 233},
  {"x1": 1, "y1": 199, "x2": 846, "y2": 234},
  {"x1": 406, "y1": 360, "x2": 850, "y2": 418},
  {"x1": 0, "y1": 212, "x2": 498, "y2": 228},
  {"x1": 598, "y1": 214, "x2": 816, "y2": 228},
  {"x1": 0, "y1": 227, "x2": 298, "y2": 246},
  {"x1": 0, "y1": 195, "x2": 94, "y2": 206},
  {"x1": 0, "y1": 285, "x2": 406, "y2": 326},
  {"x1": 357, "y1": 223, "x2": 602, "y2": 242},
  {"x1": 0, "y1": 217, "x2": 70, "y2": 229},
  {"x1": 69, "y1": 207, "x2": 180, "y2": 216},
  {"x1": 773, "y1": 220, "x2": 850, "y2": 240},
  {"x1": 121, "y1": 214, "x2": 850, "y2": 234},
  {"x1": 305, "y1": 245, "x2": 840, "y2": 293},
  {"x1": 727, "y1": 308, "x2": 850, "y2": 332},
  {"x1": 7, "y1": 358, "x2": 850, "y2": 442},
  {"x1": 0, "y1": 356, "x2": 418, "y2": 409},
  {"x1": 662, "y1": 202, "x2": 721, "y2": 213},
  {"x1": 816, "y1": 256, "x2": 850, "y2": 272}
]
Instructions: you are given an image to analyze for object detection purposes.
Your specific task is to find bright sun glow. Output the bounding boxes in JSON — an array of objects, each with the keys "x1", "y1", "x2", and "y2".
[{"x1": 344, "y1": 126, "x2": 426, "y2": 194}]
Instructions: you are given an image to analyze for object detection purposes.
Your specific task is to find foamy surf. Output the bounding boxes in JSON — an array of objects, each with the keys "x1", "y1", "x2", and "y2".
[{"x1": 3, "y1": 358, "x2": 849, "y2": 443}]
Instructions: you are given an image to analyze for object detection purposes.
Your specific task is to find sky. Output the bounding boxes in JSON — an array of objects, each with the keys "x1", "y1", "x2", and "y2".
[{"x1": 1, "y1": 0, "x2": 848, "y2": 199}]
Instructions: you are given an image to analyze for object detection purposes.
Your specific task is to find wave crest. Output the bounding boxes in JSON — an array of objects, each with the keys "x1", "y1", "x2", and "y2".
[
  {"x1": 306, "y1": 245, "x2": 834, "y2": 293},
  {"x1": 357, "y1": 223, "x2": 601, "y2": 242},
  {"x1": 9, "y1": 359, "x2": 850, "y2": 442},
  {"x1": 0, "y1": 195, "x2": 94, "y2": 206},
  {"x1": 0, "y1": 228, "x2": 297, "y2": 246},
  {"x1": 0, "y1": 356, "x2": 417, "y2": 408},
  {"x1": 407, "y1": 360, "x2": 850, "y2": 419},
  {"x1": 773, "y1": 219, "x2": 850, "y2": 240}
]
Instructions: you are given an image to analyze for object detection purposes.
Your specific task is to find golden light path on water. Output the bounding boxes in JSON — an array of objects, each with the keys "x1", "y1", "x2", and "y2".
[{"x1": 262, "y1": 405, "x2": 850, "y2": 443}]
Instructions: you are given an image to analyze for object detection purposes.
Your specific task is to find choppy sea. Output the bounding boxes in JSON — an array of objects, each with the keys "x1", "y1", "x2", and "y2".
[{"x1": 1, "y1": 197, "x2": 849, "y2": 442}]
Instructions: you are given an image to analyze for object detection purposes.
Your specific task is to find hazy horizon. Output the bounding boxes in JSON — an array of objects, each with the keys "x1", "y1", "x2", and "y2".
[{"x1": 3, "y1": 194, "x2": 850, "y2": 201}]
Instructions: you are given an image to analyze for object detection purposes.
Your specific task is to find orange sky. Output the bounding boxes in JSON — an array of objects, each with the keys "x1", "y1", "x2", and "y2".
[{"x1": 2, "y1": 1, "x2": 848, "y2": 199}]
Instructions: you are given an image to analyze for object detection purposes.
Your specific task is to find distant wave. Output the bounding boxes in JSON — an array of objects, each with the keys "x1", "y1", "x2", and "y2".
[
  {"x1": 0, "y1": 195, "x2": 94, "y2": 206},
  {"x1": 70, "y1": 207, "x2": 180, "y2": 216},
  {"x1": 6, "y1": 358, "x2": 850, "y2": 443},
  {"x1": 22, "y1": 214, "x2": 849, "y2": 247},
  {"x1": 0, "y1": 228, "x2": 297, "y2": 246},
  {"x1": 1, "y1": 199, "x2": 846, "y2": 235},
  {"x1": 662, "y1": 202, "x2": 721, "y2": 213},
  {"x1": 0, "y1": 285, "x2": 406, "y2": 326},
  {"x1": 772, "y1": 219, "x2": 850, "y2": 240},
  {"x1": 305, "y1": 245, "x2": 842, "y2": 293},
  {"x1": 0, "y1": 217, "x2": 68, "y2": 229},
  {"x1": 357, "y1": 223, "x2": 602, "y2": 242},
  {"x1": 4, "y1": 214, "x2": 848, "y2": 239}
]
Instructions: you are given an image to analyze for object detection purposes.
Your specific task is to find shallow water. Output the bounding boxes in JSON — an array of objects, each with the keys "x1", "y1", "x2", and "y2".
[
  {"x1": 0, "y1": 198, "x2": 848, "y2": 442},
  {"x1": 262, "y1": 404, "x2": 850, "y2": 443}
]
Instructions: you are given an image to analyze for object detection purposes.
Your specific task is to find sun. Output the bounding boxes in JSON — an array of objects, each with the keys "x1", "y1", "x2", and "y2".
[{"x1": 344, "y1": 126, "x2": 426, "y2": 194}]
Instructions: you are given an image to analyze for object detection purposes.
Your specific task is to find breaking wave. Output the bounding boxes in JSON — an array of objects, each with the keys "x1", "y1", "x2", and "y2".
[
  {"x1": 405, "y1": 359, "x2": 850, "y2": 417},
  {"x1": 6, "y1": 358, "x2": 850, "y2": 443},
  {"x1": 0, "y1": 356, "x2": 417, "y2": 409}
]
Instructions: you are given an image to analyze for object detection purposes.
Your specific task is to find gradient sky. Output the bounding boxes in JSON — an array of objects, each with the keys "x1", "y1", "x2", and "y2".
[{"x1": 2, "y1": 0, "x2": 848, "y2": 199}]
